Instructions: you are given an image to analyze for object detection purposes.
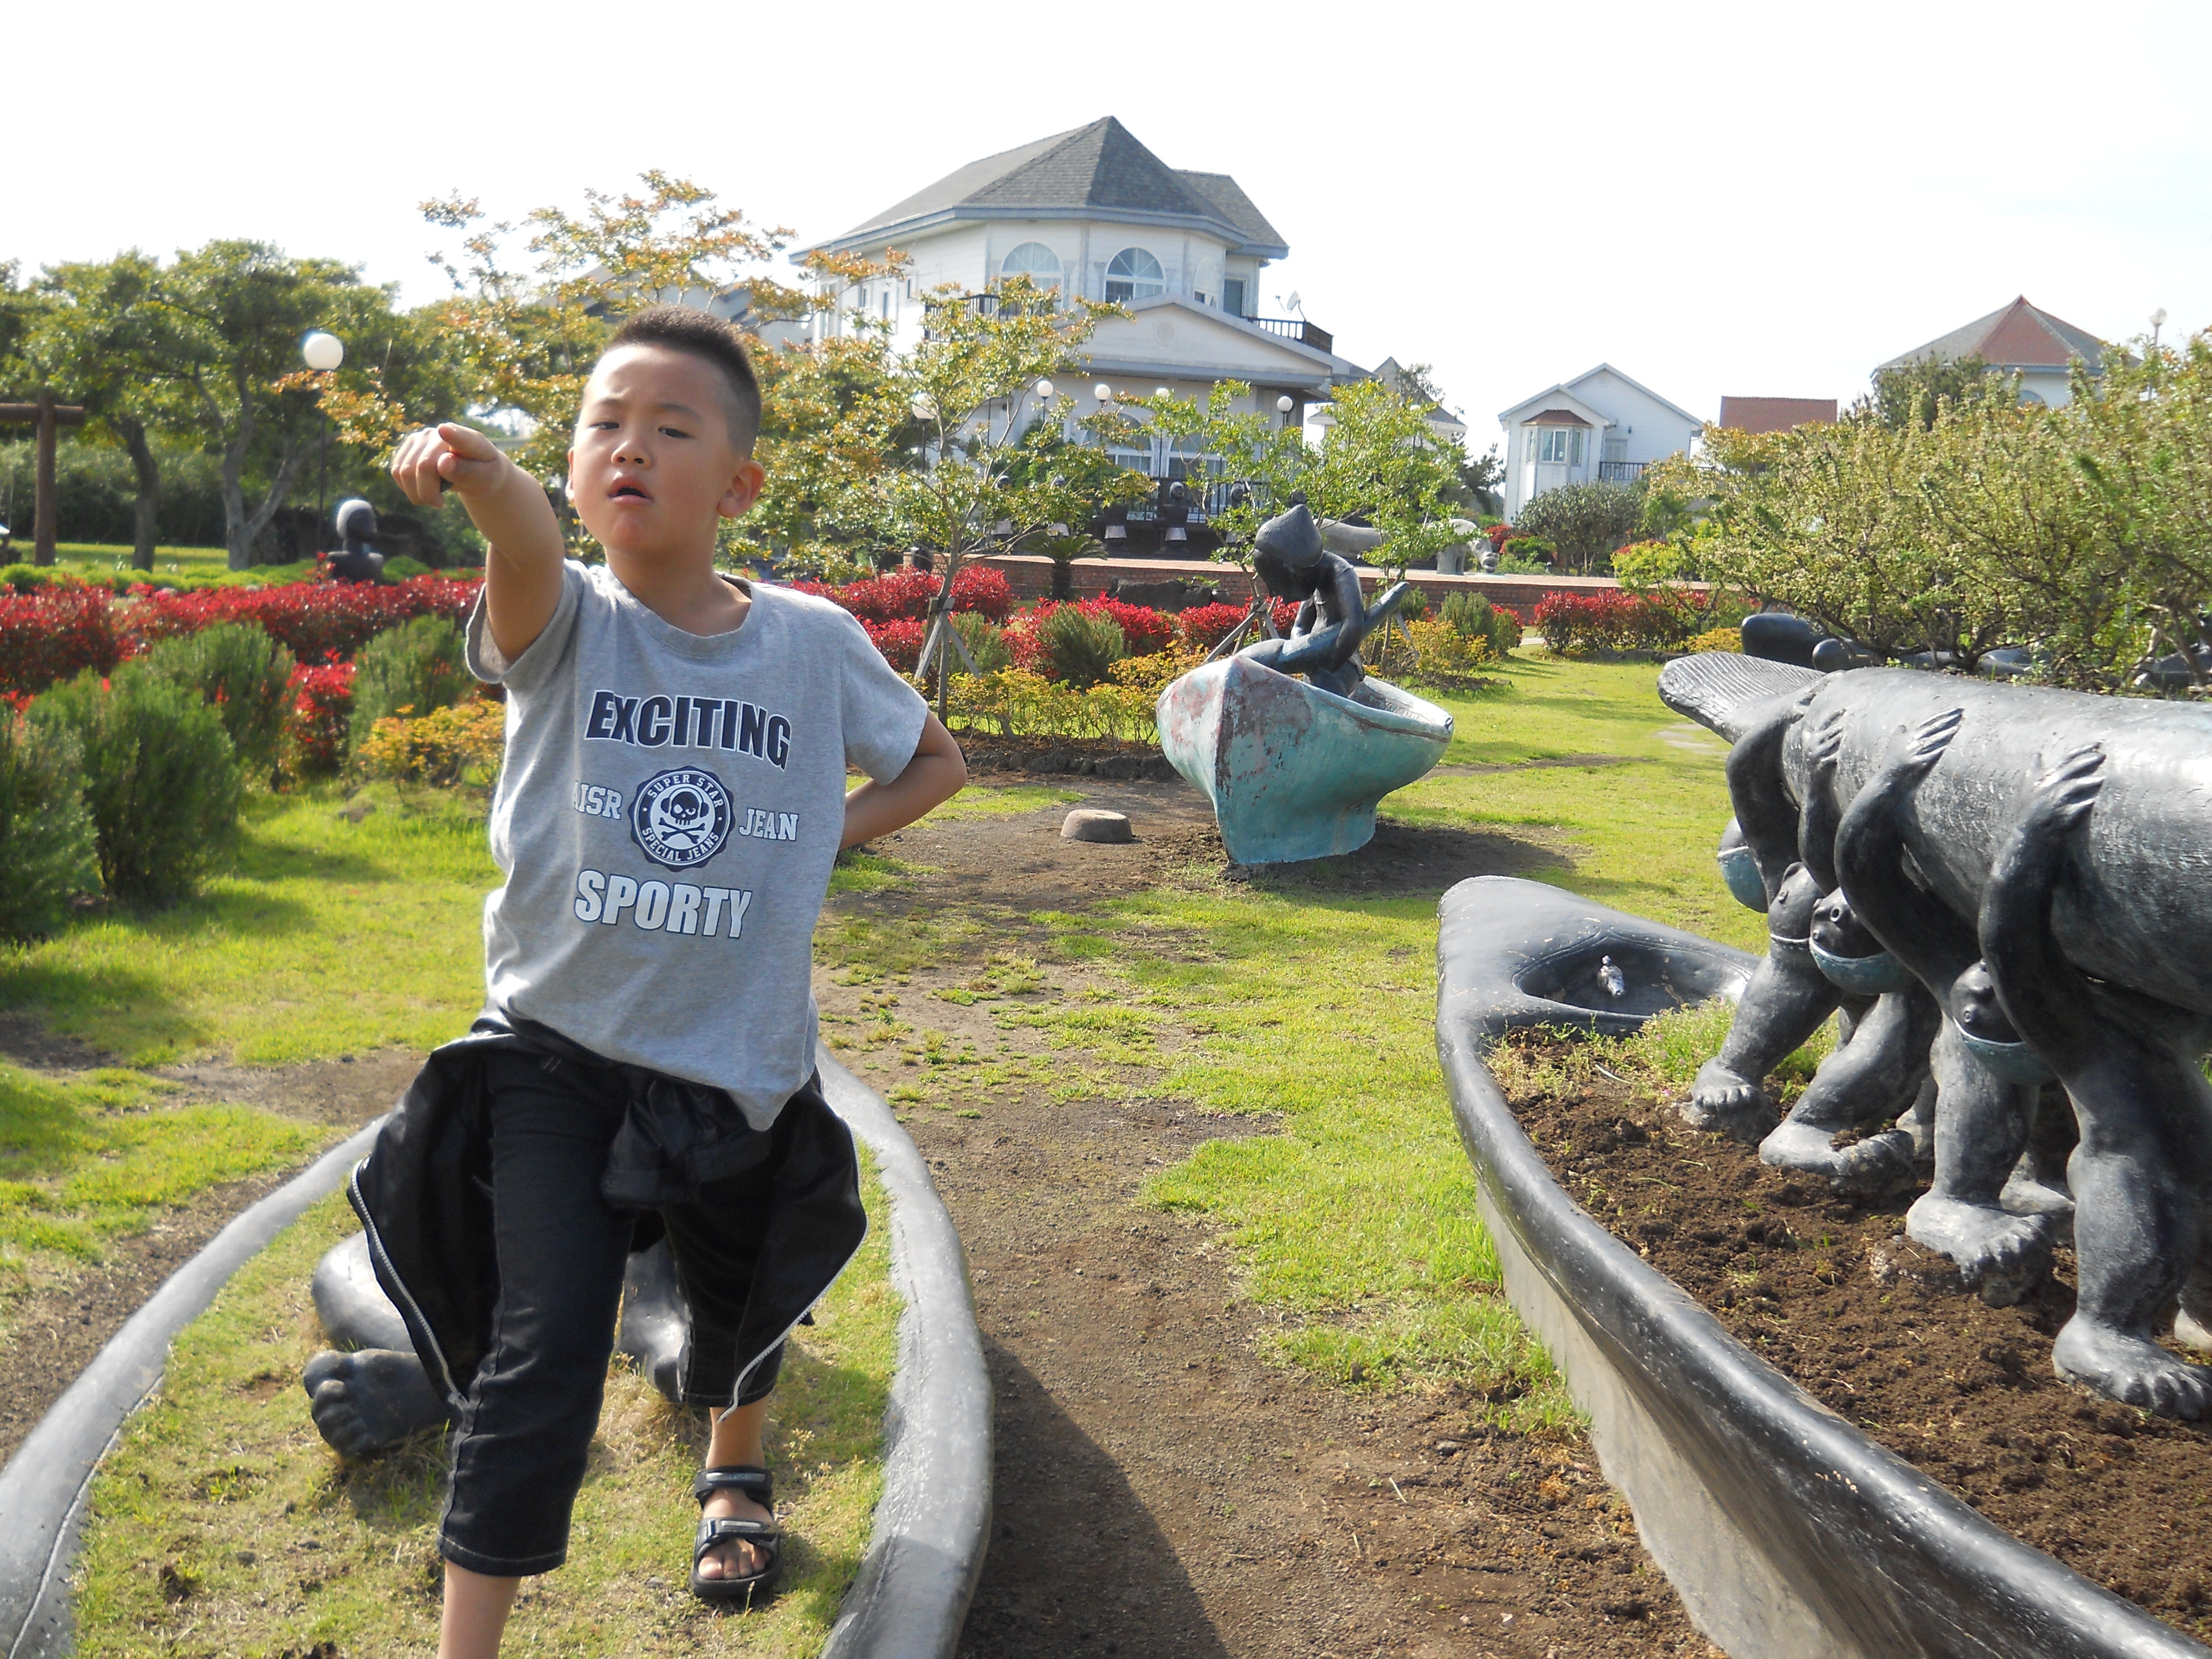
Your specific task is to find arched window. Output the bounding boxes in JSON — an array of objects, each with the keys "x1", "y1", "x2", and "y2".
[
  {"x1": 1105, "y1": 247, "x2": 1164, "y2": 303},
  {"x1": 999, "y1": 242, "x2": 1062, "y2": 289}
]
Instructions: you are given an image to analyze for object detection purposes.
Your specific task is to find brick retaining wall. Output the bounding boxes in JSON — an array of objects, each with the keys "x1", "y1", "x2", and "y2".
[{"x1": 969, "y1": 554, "x2": 1699, "y2": 619}]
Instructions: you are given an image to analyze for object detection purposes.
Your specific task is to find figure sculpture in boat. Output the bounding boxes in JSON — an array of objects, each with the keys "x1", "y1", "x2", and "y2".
[{"x1": 1238, "y1": 500, "x2": 1409, "y2": 698}]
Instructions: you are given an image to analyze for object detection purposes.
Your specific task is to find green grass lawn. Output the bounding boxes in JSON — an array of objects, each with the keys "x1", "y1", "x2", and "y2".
[
  {"x1": 941, "y1": 651, "x2": 1748, "y2": 1421},
  {"x1": 0, "y1": 781, "x2": 497, "y2": 1066},
  {"x1": 0, "y1": 1065, "x2": 320, "y2": 1349},
  {"x1": 29, "y1": 648, "x2": 1747, "y2": 1648},
  {"x1": 0, "y1": 781, "x2": 500, "y2": 1360},
  {"x1": 1400, "y1": 653, "x2": 1761, "y2": 952},
  {"x1": 6, "y1": 542, "x2": 481, "y2": 588},
  {"x1": 10, "y1": 541, "x2": 229, "y2": 581}
]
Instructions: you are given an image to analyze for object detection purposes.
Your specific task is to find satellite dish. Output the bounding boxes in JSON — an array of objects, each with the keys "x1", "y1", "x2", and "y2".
[{"x1": 1285, "y1": 291, "x2": 1303, "y2": 316}]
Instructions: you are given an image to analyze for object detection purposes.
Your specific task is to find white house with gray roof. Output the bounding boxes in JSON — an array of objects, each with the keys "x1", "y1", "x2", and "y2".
[
  {"x1": 796, "y1": 117, "x2": 1365, "y2": 482},
  {"x1": 1497, "y1": 365, "x2": 1703, "y2": 520}
]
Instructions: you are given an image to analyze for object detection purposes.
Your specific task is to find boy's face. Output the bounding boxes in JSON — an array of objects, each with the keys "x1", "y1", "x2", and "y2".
[{"x1": 569, "y1": 344, "x2": 765, "y2": 560}]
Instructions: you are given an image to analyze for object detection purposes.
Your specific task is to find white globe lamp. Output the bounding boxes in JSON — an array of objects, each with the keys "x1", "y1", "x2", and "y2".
[
  {"x1": 1094, "y1": 383, "x2": 1113, "y2": 401},
  {"x1": 301, "y1": 331, "x2": 345, "y2": 372},
  {"x1": 1276, "y1": 394, "x2": 1295, "y2": 413},
  {"x1": 1035, "y1": 378, "x2": 1055, "y2": 400}
]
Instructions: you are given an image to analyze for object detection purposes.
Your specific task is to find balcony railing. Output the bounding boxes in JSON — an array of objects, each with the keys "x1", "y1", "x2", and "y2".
[
  {"x1": 1248, "y1": 316, "x2": 1334, "y2": 354},
  {"x1": 1598, "y1": 460, "x2": 1648, "y2": 483}
]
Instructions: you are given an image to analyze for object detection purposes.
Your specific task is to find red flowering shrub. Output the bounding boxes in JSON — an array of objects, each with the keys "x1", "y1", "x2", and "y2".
[
  {"x1": 1485, "y1": 522, "x2": 1515, "y2": 552},
  {"x1": 806, "y1": 565, "x2": 1015, "y2": 627},
  {"x1": 1533, "y1": 590, "x2": 1713, "y2": 655},
  {"x1": 1084, "y1": 597, "x2": 1173, "y2": 657},
  {"x1": 133, "y1": 574, "x2": 479, "y2": 664},
  {"x1": 1176, "y1": 602, "x2": 1248, "y2": 651},
  {"x1": 1001, "y1": 598, "x2": 1177, "y2": 679},
  {"x1": 287, "y1": 661, "x2": 356, "y2": 775},
  {"x1": 862, "y1": 618, "x2": 927, "y2": 674},
  {"x1": 830, "y1": 568, "x2": 938, "y2": 624},
  {"x1": 950, "y1": 565, "x2": 1014, "y2": 622},
  {"x1": 0, "y1": 587, "x2": 127, "y2": 694}
]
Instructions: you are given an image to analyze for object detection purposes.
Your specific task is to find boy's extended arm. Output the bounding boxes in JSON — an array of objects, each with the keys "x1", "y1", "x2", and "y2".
[
  {"x1": 842, "y1": 714, "x2": 968, "y2": 849},
  {"x1": 392, "y1": 422, "x2": 566, "y2": 664}
]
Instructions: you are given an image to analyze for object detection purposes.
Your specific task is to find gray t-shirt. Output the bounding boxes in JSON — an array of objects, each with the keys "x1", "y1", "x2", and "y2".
[{"x1": 467, "y1": 561, "x2": 926, "y2": 1128}]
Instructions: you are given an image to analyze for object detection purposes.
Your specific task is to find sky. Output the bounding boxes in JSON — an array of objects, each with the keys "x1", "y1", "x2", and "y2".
[{"x1": 12, "y1": 0, "x2": 2210, "y2": 454}]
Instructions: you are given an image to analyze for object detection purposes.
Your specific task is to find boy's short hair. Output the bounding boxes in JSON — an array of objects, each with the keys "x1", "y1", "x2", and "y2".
[{"x1": 601, "y1": 305, "x2": 763, "y2": 456}]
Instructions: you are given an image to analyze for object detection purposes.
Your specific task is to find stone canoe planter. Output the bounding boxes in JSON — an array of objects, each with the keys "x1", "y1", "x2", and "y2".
[
  {"x1": 1434, "y1": 875, "x2": 2204, "y2": 1659},
  {"x1": 0, "y1": 1051, "x2": 989, "y2": 1659},
  {"x1": 1157, "y1": 655, "x2": 1453, "y2": 864}
]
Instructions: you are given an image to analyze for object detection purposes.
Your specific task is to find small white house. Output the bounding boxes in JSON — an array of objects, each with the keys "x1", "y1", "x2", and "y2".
[{"x1": 1496, "y1": 365, "x2": 1702, "y2": 520}]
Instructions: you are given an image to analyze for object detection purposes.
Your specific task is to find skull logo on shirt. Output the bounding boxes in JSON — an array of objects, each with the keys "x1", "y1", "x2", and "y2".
[{"x1": 629, "y1": 768, "x2": 733, "y2": 869}]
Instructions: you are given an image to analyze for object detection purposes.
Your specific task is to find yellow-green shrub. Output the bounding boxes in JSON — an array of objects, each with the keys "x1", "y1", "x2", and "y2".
[
  {"x1": 357, "y1": 698, "x2": 506, "y2": 786},
  {"x1": 1682, "y1": 626, "x2": 1742, "y2": 654},
  {"x1": 942, "y1": 669, "x2": 1160, "y2": 743}
]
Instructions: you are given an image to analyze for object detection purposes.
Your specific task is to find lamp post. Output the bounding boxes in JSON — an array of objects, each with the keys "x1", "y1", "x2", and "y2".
[
  {"x1": 2152, "y1": 308, "x2": 2168, "y2": 352},
  {"x1": 301, "y1": 332, "x2": 344, "y2": 555},
  {"x1": 1277, "y1": 392, "x2": 1295, "y2": 430}
]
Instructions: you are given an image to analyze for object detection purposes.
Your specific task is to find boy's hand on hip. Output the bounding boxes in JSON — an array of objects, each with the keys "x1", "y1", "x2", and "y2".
[{"x1": 392, "y1": 422, "x2": 509, "y2": 507}]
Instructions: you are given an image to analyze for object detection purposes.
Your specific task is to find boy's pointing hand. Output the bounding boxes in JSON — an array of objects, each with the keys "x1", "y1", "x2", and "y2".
[{"x1": 392, "y1": 422, "x2": 507, "y2": 507}]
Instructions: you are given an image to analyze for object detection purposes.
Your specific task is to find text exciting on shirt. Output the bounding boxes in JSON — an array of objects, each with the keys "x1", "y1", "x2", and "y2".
[{"x1": 584, "y1": 690, "x2": 791, "y2": 769}]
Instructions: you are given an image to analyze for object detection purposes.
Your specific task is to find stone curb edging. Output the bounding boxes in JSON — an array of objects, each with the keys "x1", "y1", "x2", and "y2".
[
  {"x1": 0, "y1": 1054, "x2": 990, "y2": 1659},
  {"x1": 817, "y1": 1050, "x2": 993, "y2": 1659},
  {"x1": 0, "y1": 1118, "x2": 387, "y2": 1659},
  {"x1": 1434, "y1": 875, "x2": 2206, "y2": 1659}
]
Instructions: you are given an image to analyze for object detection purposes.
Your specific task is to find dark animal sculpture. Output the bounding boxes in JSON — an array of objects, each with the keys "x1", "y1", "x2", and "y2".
[
  {"x1": 1981, "y1": 745, "x2": 2212, "y2": 1417},
  {"x1": 1686, "y1": 694, "x2": 1848, "y2": 1137},
  {"x1": 303, "y1": 1234, "x2": 692, "y2": 1455},
  {"x1": 1832, "y1": 712, "x2": 2063, "y2": 1302},
  {"x1": 1757, "y1": 709, "x2": 1944, "y2": 1201},
  {"x1": 1659, "y1": 654, "x2": 2212, "y2": 1413}
]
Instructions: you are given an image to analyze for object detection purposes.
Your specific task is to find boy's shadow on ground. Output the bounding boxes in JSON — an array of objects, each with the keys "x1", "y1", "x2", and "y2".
[{"x1": 964, "y1": 1339, "x2": 1228, "y2": 1659}]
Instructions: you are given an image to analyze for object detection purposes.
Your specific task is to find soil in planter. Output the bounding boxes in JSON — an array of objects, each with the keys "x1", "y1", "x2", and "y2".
[{"x1": 1498, "y1": 1031, "x2": 2212, "y2": 1644}]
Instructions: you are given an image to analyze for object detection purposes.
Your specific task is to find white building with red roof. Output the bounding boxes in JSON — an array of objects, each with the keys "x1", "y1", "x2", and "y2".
[{"x1": 1879, "y1": 296, "x2": 2110, "y2": 408}]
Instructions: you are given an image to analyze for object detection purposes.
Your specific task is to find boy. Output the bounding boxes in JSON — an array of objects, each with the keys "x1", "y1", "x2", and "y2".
[{"x1": 370, "y1": 304, "x2": 966, "y2": 1658}]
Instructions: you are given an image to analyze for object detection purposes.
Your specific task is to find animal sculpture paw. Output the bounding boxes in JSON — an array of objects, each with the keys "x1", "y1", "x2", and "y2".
[
  {"x1": 1827, "y1": 1129, "x2": 1922, "y2": 1199},
  {"x1": 2054, "y1": 1319, "x2": 2212, "y2": 1420},
  {"x1": 302, "y1": 1348, "x2": 449, "y2": 1457},
  {"x1": 1905, "y1": 1194, "x2": 2056, "y2": 1305},
  {"x1": 1683, "y1": 1060, "x2": 1776, "y2": 1141}
]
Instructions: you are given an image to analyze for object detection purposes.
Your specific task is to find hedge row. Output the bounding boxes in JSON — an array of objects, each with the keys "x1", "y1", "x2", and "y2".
[
  {"x1": 0, "y1": 574, "x2": 481, "y2": 696},
  {"x1": 1533, "y1": 589, "x2": 1719, "y2": 655}
]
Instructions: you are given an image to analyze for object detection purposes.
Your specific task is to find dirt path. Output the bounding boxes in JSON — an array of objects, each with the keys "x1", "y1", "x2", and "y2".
[
  {"x1": 823, "y1": 780, "x2": 1717, "y2": 1658},
  {"x1": 0, "y1": 1028, "x2": 414, "y2": 1467}
]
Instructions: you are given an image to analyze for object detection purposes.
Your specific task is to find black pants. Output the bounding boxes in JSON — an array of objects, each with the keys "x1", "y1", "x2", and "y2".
[{"x1": 439, "y1": 1050, "x2": 814, "y2": 1575}]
